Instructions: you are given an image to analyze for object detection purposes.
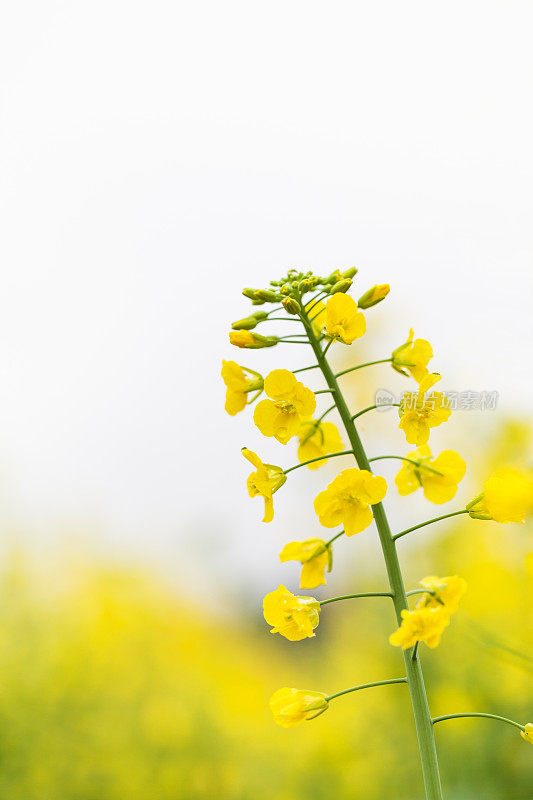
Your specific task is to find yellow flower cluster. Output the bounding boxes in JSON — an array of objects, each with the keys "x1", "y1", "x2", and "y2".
[
  {"x1": 221, "y1": 360, "x2": 263, "y2": 416},
  {"x1": 314, "y1": 468, "x2": 387, "y2": 536},
  {"x1": 269, "y1": 688, "x2": 329, "y2": 728},
  {"x1": 279, "y1": 538, "x2": 330, "y2": 589},
  {"x1": 392, "y1": 329, "x2": 433, "y2": 382},
  {"x1": 468, "y1": 466, "x2": 533, "y2": 523},
  {"x1": 241, "y1": 448, "x2": 286, "y2": 523},
  {"x1": 254, "y1": 369, "x2": 316, "y2": 444},
  {"x1": 389, "y1": 575, "x2": 466, "y2": 649},
  {"x1": 263, "y1": 585, "x2": 320, "y2": 641},
  {"x1": 398, "y1": 373, "x2": 451, "y2": 445},
  {"x1": 395, "y1": 446, "x2": 466, "y2": 504},
  {"x1": 324, "y1": 293, "x2": 366, "y2": 344},
  {"x1": 297, "y1": 419, "x2": 344, "y2": 469}
]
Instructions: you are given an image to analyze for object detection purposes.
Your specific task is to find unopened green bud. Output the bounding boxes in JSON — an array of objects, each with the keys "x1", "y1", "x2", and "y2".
[
  {"x1": 342, "y1": 267, "x2": 358, "y2": 279},
  {"x1": 298, "y1": 279, "x2": 313, "y2": 293},
  {"x1": 280, "y1": 284, "x2": 291, "y2": 295},
  {"x1": 251, "y1": 310, "x2": 268, "y2": 320},
  {"x1": 252, "y1": 298, "x2": 266, "y2": 305},
  {"x1": 329, "y1": 278, "x2": 353, "y2": 294},
  {"x1": 232, "y1": 316, "x2": 259, "y2": 330},
  {"x1": 282, "y1": 297, "x2": 301, "y2": 315},
  {"x1": 229, "y1": 331, "x2": 279, "y2": 349},
  {"x1": 255, "y1": 289, "x2": 280, "y2": 303},
  {"x1": 324, "y1": 269, "x2": 342, "y2": 285},
  {"x1": 242, "y1": 288, "x2": 258, "y2": 300},
  {"x1": 358, "y1": 284, "x2": 390, "y2": 309}
]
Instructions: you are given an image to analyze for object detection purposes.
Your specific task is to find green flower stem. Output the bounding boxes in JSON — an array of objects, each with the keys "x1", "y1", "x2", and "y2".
[
  {"x1": 278, "y1": 339, "x2": 312, "y2": 345},
  {"x1": 300, "y1": 310, "x2": 444, "y2": 800},
  {"x1": 324, "y1": 530, "x2": 345, "y2": 547},
  {"x1": 406, "y1": 589, "x2": 435, "y2": 598},
  {"x1": 263, "y1": 317, "x2": 302, "y2": 322},
  {"x1": 316, "y1": 404, "x2": 336, "y2": 424},
  {"x1": 306, "y1": 293, "x2": 328, "y2": 316},
  {"x1": 315, "y1": 388, "x2": 337, "y2": 395},
  {"x1": 322, "y1": 339, "x2": 334, "y2": 358},
  {"x1": 335, "y1": 358, "x2": 392, "y2": 379},
  {"x1": 368, "y1": 455, "x2": 444, "y2": 477},
  {"x1": 284, "y1": 450, "x2": 355, "y2": 474},
  {"x1": 393, "y1": 510, "x2": 469, "y2": 542},
  {"x1": 352, "y1": 403, "x2": 400, "y2": 421},
  {"x1": 293, "y1": 364, "x2": 320, "y2": 374},
  {"x1": 432, "y1": 713, "x2": 524, "y2": 732},
  {"x1": 320, "y1": 592, "x2": 393, "y2": 606},
  {"x1": 326, "y1": 677, "x2": 408, "y2": 703}
]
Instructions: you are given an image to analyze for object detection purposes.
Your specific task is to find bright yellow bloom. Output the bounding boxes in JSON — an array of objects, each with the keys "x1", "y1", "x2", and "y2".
[
  {"x1": 324, "y1": 293, "x2": 366, "y2": 345},
  {"x1": 395, "y1": 446, "x2": 466, "y2": 504},
  {"x1": 392, "y1": 329, "x2": 433, "y2": 382},
  {"x1": 263, "y1": 585, "x2": 320, "y2": 641},
  {"x1": 418, "y1": 575, "x2": 467, "y2": 614},
  {"x1": 297, "y1": 419, "x2": 344, "y2": 469},
  {"x1": 305, "y1": 300, "x2": 326, "y2": 337},
  {"x1": 521, "y1": 723, "x2": 533, "y2": 745},
  {"x1": 270, "y1": 687, "x2": 329, "y2": 727},
  {"x1": 229, "y1": 330, "x2": 278, "y2": 349},
  {"x1": 254, "y1": 370, "x2": 316, "y2": 445},
  {"x1": 314, "y1": 468, "x2": 387, "y2": 537},
  {"x1": 357, "y1": 284, "x2": 390, "y2": 309},
  {"x1": 279, "y1": 538, "x2": 330, "y2": 589},
  {"x1": 468, "y1": 466, "x2": 533, "y2": 523},
  {"x1": 389, "y1": 606, "x2": 450, "y2": 650},
  {"x1": 398, "y1": 373, "x2": 451, "y2": 446},
  {"x1": 221, "y1": 360, "x2": 263, "y2": 416},
  {"x1": 242, "y1": 448, "x2": 286, "y2": 523}
]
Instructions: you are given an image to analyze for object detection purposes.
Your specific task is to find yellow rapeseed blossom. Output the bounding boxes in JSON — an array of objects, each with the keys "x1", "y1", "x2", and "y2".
[
  {"x1": 305, "y1": 299, "x2": 327, "y2": 337},
  {"x1": 418, "y1": 575, "x2": 467, "y2": 614},
  {"x1": 263, "y1": 584, "x2": 320, "y2": 641},
  {"x1": 389, "y1": 606, "x2": 450, "y2": 650},
  {"x1": 521, "y1": 723, "x2": 533, "y2": 745},
  {"x1": 467, "y1": 466, "x2": 533, "y2": 523},
  {"x1": 391, "y1": 329, "x2": 433, "y2": 382},
  {"x1": 314, "y1": 468, "x2": 387, "y2": 536},
  {"x1": 398, "y1": 373, "x2": 451, "y2": 446},
  {"x1": 229, "y1": 330, "x2": 278, "y2": 349},
  {"x1": 324, "y1": 293, "x2": 366, "y2": 345},
  {"x1": 254, "y1": 369, "x2": 316, "y2": 444},
  {"x1": 357, "y1": 284, "x2": 390, "y2": 309},
  {"x1": 242, "y1": 447, "x2": 286, "y2": 523},
  {"x1": 297, "y1": 419, "x2": 344, "y2": 469},
  {"x1": 395, "y1": 446, "x2": 466, "y2": 504},
  {"x1": 221, "y1": 360, "x2": 263, "y2": 416},
  {"x1": 279, "y1": 538, "x2": 330, "y2": 589},
  {"x1": 270, "y1": 687, "x2": 329, "y2": 727}
]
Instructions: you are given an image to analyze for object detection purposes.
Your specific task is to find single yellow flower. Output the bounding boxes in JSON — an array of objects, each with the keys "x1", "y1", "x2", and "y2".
[
  {"x1": 357, "y1": 284, "x2": 390, "y2": 309},
  {"x1": 391, "y1": 329, "x2": 433, "y2": 382},
  {"x1": 242, "y1": 448, "x2": 286, "y2": 523},
  {"x1": 389, "y1": 606, "x2": 450, "y2": 650},
  {"x1": 305, "y1": 300, "x2": 326, "y2": 337},
  {"x1": 263, "y1": 584, "x2": 320, "y2": 641},
  {"x1": 418, "y1": 575, "x2": 467, "y2": 615},
  {"x1": 229, "y1": 330, "x2": 278, "y2": 349},
  {"x1": 254, "y1": 369, "x2": 316, "y2": 445},
  {"x1": 270, "y1": 687, "x2": 329, "y2": 727},
  {"x1": 221, "y1": 360, "x2": 263, "y2": 416},
  {"x1": 314, "y1": 468, "x2": 387, "y2": 536},
  {"x1": 279, "y1": 538, "x2": 330, "y2": 589},
  {"x1": 398, "y1": 373, "x2": 451, "y2": 446},
  {"x1": 521, "y1": 723, "x2": 533, "y2": 745},
  {"x1": 297, "y1": 419, "x2": 344, "y2": 469},
  {"x1": 324, "y1": 293, "x2": 366, "y2": 345},
  {"x1": 395, "y1": 446, "x2": 466, "y2": 504},
  {"x1": 467, "y1": 466, "x2": 533, "y2": 523}
]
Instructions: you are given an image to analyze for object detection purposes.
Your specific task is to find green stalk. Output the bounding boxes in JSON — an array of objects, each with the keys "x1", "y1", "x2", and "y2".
[{"x1": 300, "y1": 311, "x2": 443, "y2": 800}]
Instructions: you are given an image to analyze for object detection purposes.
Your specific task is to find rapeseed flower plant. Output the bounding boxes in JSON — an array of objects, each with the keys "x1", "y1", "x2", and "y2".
[
  {"x1": 221, "y1": 360, "x2": 263, "y2": 415},
  {"x1": 223, "y1": 266, "x2": 532, "y2": 799}
]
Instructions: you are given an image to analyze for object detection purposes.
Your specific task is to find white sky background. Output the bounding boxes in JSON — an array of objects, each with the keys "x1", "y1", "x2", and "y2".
[{"x1": 0, "y1": 1, "x2": 532, "y2": 597}]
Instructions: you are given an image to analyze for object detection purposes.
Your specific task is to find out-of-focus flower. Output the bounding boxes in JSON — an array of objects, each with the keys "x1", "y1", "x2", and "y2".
[
  {"x1": 270, "y1": 688, "x2": 329, "y2": 727},
  {"x1": 324, "y1": 293, "x2": 366, "y2": 345},
  {"x1": 221, "y1": 360, "x2": 263, "y2": 415},
  {"x1": 254, "y1": 370, "x2": 316, "y2": 444},
  {"x1": 398, "y1": 373, "x2": 451, "y2": 446},
  {"x1": 391, "y1": 329, "x2": 433, "y2": 382},
  {"x1": 242, "y1": 448, "x2": 286, "y2": 523},
  {"x1": 467, "y1": 466, "x2": 533, "y2": 523},
  {"x1": 389, "y1": 606, "x2": 450, "y2": 649},
  {"x1": 521, "y1": 723, "x2": 533, "y2": 745},
  {"x1": 297, "y1": 419, "x2": 344, "y2": 469},
  {"x1": 395, "y1": 446, "x2": 466, "y2": 503},
  {"x1": 279, "y1": 538, "x2": 330, "y2": 589},
  {"x1": 418, "y1": 575, "x2": 467, "y2": 614},
  {"x1": 263, "y1": 585, "x2": 320, "y2": 641},
  {"x1": 314, "y1": 468, "x2": 387, "y2": 536}
]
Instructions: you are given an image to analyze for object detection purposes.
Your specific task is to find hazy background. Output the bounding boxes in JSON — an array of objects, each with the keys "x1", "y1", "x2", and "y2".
[{"x1": 0, "y1": 2, "x2": 532, "y2": 798}]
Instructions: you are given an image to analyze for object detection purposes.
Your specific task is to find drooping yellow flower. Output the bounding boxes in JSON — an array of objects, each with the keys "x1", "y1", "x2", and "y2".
[
  {"x1": 254, "y1": 369, "x2": 316, "y2": 445},
  {"x1": 395, "y1": 446, "x2": 466, "y2": 504},
  {"x1": 391, "y1": 329, "x2": 433, "y2": 382},
  {"x1": 229, "y1": 330, "x2": 278, "y2": 349},
  {"x1": 242, "y1": 447, "x2": 286, "y2": 523},
  {"x1": 398, "y1": 373, "x2": 451, "y2": 446},
  {"x1": 521, "y1": 723, "x2": 533, "y2": 745},
  {"x1": 279, "y1": 538, "x2": 330, "y2": 589},
  {"x1": 297, "y1": 419, "x2": 344, "y2": 469},
  {"x1": 314, "y1": 468, "x2": 387, "y2": 537},
  {"x1": 221, "y1": 360, "x2": 263, "y2": 416},
  {"x1": 270, "y1": 688, "x2": 329, "y2": 727},
  {"x1": 418, "y1": 575, "x2": 467, "y2": 615},
  {"x1": 389, "y1": 606, "x2": 450, "y2": 650},
  {"x1": 305, "y1": 300, "x2": 326, "y2": 338},
  {"x1": 324, "y1": 293, "x2": 366, "y2": 345},
  {"x1": 467, "y1": 466, "x2": 533, "y2": 523},
  {"x1": 263, "y1": 585, "x2": 320, "y2": 641}
]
